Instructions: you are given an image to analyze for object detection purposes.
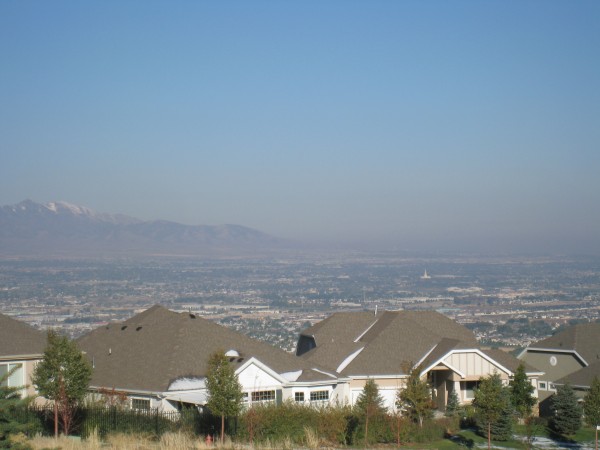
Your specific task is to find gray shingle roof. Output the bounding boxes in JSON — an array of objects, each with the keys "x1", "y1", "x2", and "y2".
[
  {"x1": 0, "y1": 313, "x2": 46, "y2": 358},
  {"x1": 77, "y1": 305, "x2": 332, "y2": 392},
  {"x1": 300, "y1": 310, "x2": 479, "y2": 376},
  {"x1": 530, "y1": 322, "x2": 600, "y2": 365},
  {"x1": 555, "y1": 361, "x2": 600, "y2": 388}
]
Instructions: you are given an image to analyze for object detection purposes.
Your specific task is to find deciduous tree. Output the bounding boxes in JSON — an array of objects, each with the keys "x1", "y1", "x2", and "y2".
[
  {"x1": 205, "y1": 350, "x2": 244, "y2": 445},
  {"x1": 32, "y1": 330, "x2": 92, "y2": 436},
  {"x1": 397, "y1": 364, "x2": 434, "y2": 428}
]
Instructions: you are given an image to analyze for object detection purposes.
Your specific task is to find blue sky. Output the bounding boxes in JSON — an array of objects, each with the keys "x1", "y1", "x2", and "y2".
[{"x1": 1, "y1": 1, "x2": 599, "y2": 254}]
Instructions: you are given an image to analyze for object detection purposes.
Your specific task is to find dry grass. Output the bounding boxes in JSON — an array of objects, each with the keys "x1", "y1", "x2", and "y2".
[
  {"x1": 26, "y1": 431, "x2": 329, "y2": 449},
  {"x1": 304, "y1": 427, "x2": 320, "y2": 449}
]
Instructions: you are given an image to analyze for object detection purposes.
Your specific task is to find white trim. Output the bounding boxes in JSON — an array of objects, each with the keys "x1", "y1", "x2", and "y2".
[
  {"x1": 310, "y1": 368, "x2": 338, "y2": 379},
  {"x1": 0, "y1": 354, "x2": 43, "y2": 361},
  {"x1": 336, "y1": 347, "x2": 364, "y2": 373},
  {"x1": 354, "y1": 318, "x2": 380, "y2": 343},
  {"x1": 422, "y1": 349, "x2": 513, "y2": 377},
  {"x1": 427, "y1": 360, "x2": 466, "y2": 379},
  {"x1": 520, "y1": 348, "x2": 589, "y2": 366},
  {"x1": 349, "y1": 374, "x2": 408, "y2": 380},
  {"x1": 235, "y1": 357, "x2": 288, "y2": 384},
  {"x1": 414, "y1": 344, "x2": 439, "y2": 369}
]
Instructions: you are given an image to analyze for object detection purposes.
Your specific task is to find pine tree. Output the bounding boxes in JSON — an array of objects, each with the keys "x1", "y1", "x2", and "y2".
[
  {"x1": 32, "y1": 330, "x2": 92, "y2": 437},
  {"x1": 445, "y1": 389, "x2": 461, "y2": 418},
  {"x1": 354, "y1": 378, "x2": 386, "y2": 446},
  {"x1": 205, "y1": 351, "x2": 244, "y2": 445},
  {"x1": 583, "y1": 376, "x2": 600, "y2": 427},
  {"x1": 472, "y1": 373, "x2": 514, "y2": 449},
  {"x1": 510, "y1": 363, "x2": 536, "y2": 420},
  {"x1": 0, "y1": 365, "x2": 36, "y2": 448},
  {"x1": 489, "y1": 388, "x2": 515, "y2": 442},
  {"x1": 551, "y1": 383, "x2": 582, "y2": 437},
  {"x1": 397, "y1": 364, "x2": 434, "y2": 427}
]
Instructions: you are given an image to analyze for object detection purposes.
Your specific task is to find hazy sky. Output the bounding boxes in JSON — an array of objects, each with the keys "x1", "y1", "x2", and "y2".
[{"x1": 1, "y1": 1, "x2": 599, "y2": 254}]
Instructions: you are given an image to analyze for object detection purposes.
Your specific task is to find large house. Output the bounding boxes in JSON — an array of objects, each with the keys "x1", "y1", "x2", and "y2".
[
  {"x1": 76, "y1": 305, "x2": 347, "y2": 412},
  {"x1": 519, "y1": 322, "x2": 600, "y2": 413},
  {"x1": 297, "y1": 310, "x2": 540, "y2": 411},
  {"x1": 0, "y1": 312, "x2": 47, "y2": 399}
]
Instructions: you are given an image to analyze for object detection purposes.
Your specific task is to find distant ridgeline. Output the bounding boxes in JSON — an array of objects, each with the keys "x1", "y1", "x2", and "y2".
[{"x1": 0, "y1": 200, "x2": 288, "y2": 257}]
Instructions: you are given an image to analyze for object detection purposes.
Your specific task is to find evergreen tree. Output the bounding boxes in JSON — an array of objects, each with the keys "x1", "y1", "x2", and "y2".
[
  {"x1": 550, "y1": 383, "x2": 582, "y2": 437},
  {"x1": 472, "y1": 373, "x2": 514, "y2": 450},
  {"x1": 397, "y1": 364, "x2": 434, "y2": 427},
  {"x1": 510, "y1": 363, "x2": 536, "y2": 420},
  {"x1": 445, "y1": 389, "x2": 461, "y2": 418},
  {"x1": 32, "y1": 330, "x2": 92, "y2": 437},
  {"x1": 205, "y1": 350, "x2": 244, "y2": 445},
  {"x1": 583, "y1": 377, "x2": 600, "y2": 427},
  {"x1": 489, "y1": 388, "x2": 515, "y2": 442},
  {"x1": 354, "y1": 378, "x2": 386, "y2": 446},
  {"x1": 0, "y1": 365, "x2": 37, "y2": 448}
]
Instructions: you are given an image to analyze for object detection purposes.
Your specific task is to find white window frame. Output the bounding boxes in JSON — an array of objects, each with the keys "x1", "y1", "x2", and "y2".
[
  {"x1": 309, "y1": 390, "x2": 329, "y2": 404},
  {"x1": 0, "y1": 363, "x2": 24, "y2": 389},
  {"x1": 463, "y1": 381, "x2": 478, "y2": 400},
  {"x1": 131, "y1": 397, "x2": 151, "y2": 411},
  {"x1": 250, "y1": 390, "x2": 276, "y2": 403}
]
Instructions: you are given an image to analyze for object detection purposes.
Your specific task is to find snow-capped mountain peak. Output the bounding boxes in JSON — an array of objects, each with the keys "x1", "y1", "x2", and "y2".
[{"x1": 45, "y1": 201, "x2": 96, "y2": 216}]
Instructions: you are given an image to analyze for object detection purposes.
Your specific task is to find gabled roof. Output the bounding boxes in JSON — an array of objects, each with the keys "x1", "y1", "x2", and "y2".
[
  {"x1": 555, "y1": 361, "x2": 600, "y2": 388},
  {"x1": 77, "y1": 305, "x2": 332, "y2": 393},
  {"x1": 0, "y1": 313, "x2": 46, "y2": 358},
  {"x1": 299, "y1": 310, "x2": 479, "y2": 376},
  {"x1": 527, "y1": 322, "x2": 600, "y2": 366}
]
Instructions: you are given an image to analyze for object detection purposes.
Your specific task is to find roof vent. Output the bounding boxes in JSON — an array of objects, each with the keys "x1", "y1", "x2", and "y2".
[
  {"x1": 121, "y1": 325, "x2": 127, "y2": 331},
  {"x1": 225, "y1": 349, "x2": 240, "y2": 358},
  {"x1": 189, "y1": 313, "x2": 196, "y2": 319},
  {"x1": 136, "y1": 326, "x2": 142, "y2": 331}
]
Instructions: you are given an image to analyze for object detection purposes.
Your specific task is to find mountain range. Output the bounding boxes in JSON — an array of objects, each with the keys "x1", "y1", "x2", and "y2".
[{"x1": 0, "y1": 200, "x2": 286, "y2": 258}]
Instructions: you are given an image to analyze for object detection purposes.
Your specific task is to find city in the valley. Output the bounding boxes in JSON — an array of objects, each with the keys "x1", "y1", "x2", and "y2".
[{"x1": 2, "y1": 252, "x2": 598, "y2": 353}]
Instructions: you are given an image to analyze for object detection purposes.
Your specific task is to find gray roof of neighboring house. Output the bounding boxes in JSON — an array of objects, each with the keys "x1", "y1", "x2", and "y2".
[
  {"x1": 555, "y1": 361, "x2": 600, "y2": 388},
  {"x1": 299, "y1": 310, "x2": 481, "y2": 376},
  {"x1": 77, "y1": 305, "x2": 334, "y2": 393},
  {"x1": 0, "y1": 313, "x2": 46, "y2": 358},
  {"x1": 528, "y1": 322, "x2": 600, "y2": 365}
]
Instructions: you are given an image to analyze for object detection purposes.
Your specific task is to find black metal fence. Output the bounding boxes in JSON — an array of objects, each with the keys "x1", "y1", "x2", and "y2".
[{"x1": 11, "y1": 405, "x2": 223, "y2": 439}]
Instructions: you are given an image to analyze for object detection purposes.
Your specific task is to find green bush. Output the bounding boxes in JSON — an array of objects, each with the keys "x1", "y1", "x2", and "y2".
[
  {"x1": 238, "y1": 402, "x2": 318, "y2": 444},
  {"x1": 314, "y1": 405, "x2": 352, "y2": 445}
]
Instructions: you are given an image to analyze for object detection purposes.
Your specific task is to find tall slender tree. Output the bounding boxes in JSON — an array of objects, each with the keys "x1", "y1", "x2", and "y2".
[
  {"x1": 510, "y1": 364, "x2": 536, "y2": 420},
  {"x1": 32, "y1": 331, "x2": 91, "y2": 437},
  {"x1": 584, "y1": 377, "x2": 600, "y2": 427},
  {"x1": 205, "y1": 351, "x2": 244, "y2": 445},
  {"x1": 583, "y1": 376, "x2": 600, "y2": 450},
  {"x1": 354, "y1": 378, "x2": 386, "y2": 447}
]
